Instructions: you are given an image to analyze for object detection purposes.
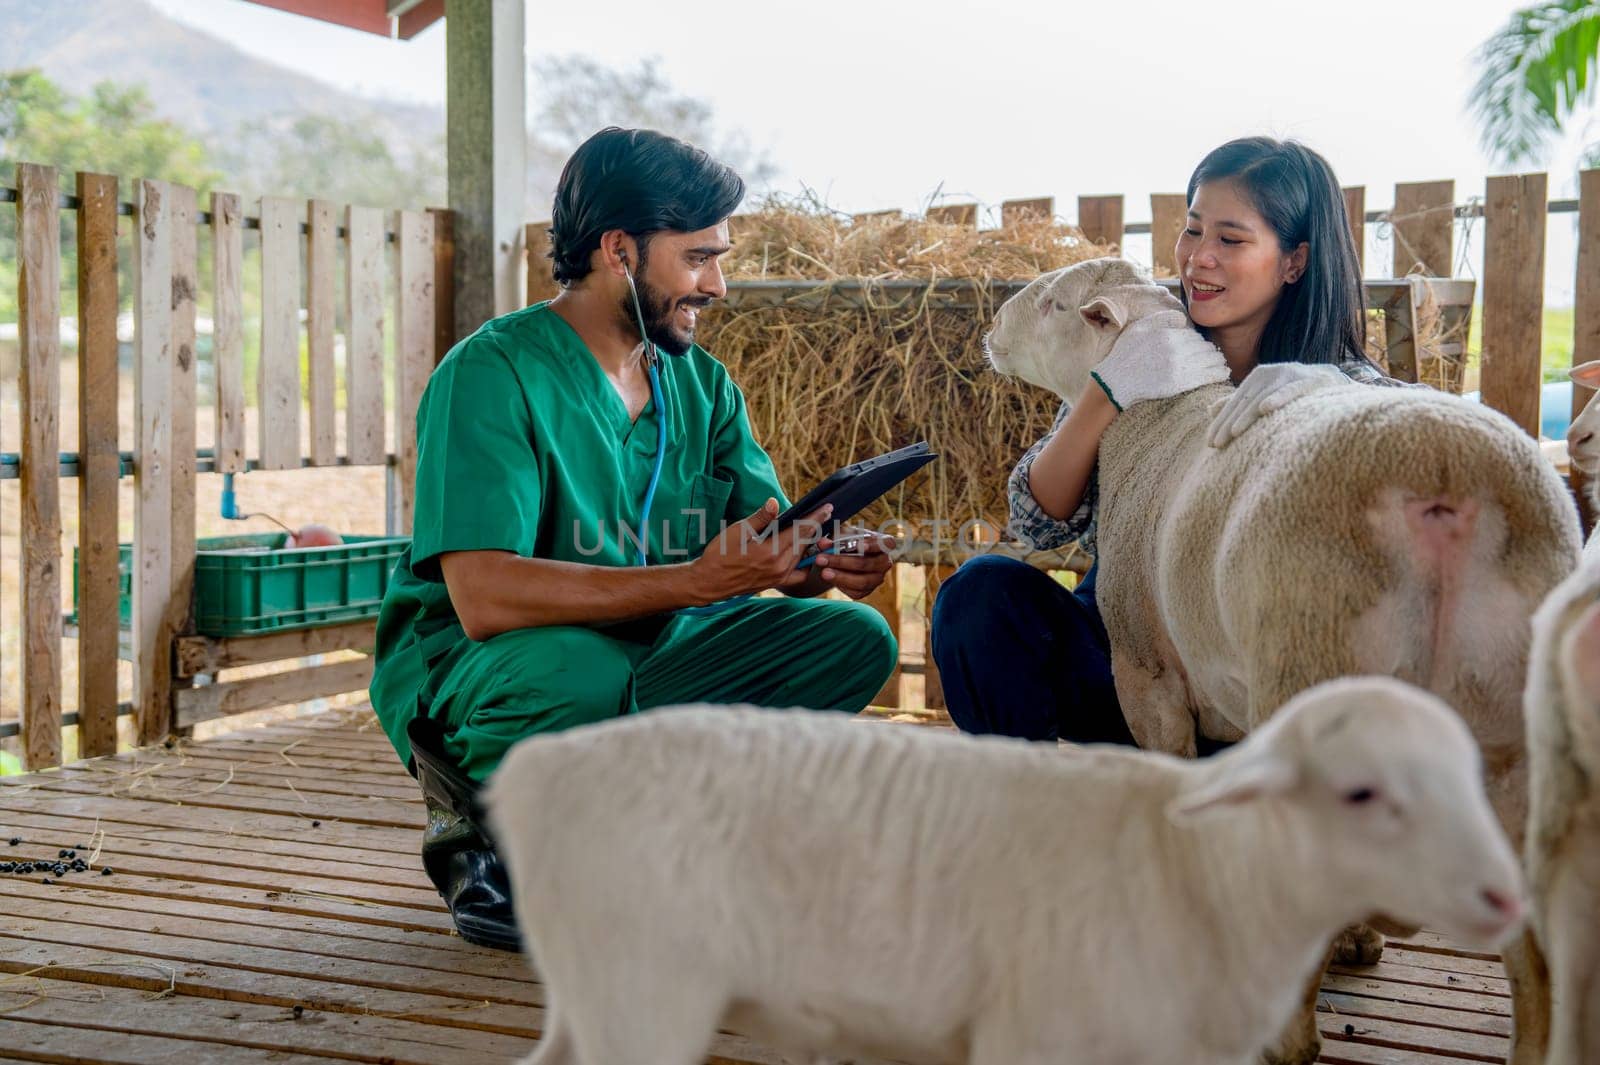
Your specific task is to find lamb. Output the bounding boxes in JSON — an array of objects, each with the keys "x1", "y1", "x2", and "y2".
[
  {"x1": 984, "y1": 257, "x2": 1582, "y2": 1064},
  {"x1": 1522, "y1": 530, "x2": 1600, "y2": 1065},
  {"x1": 1567, "y1": 360, "x2": 1599, "y2": 523},
  {"x1": 485, "y1": 678, "x2": 1524, "y2": 1065}
]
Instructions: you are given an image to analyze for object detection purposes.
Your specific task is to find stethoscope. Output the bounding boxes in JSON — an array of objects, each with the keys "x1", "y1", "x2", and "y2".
[
  {"x1": 621, "y1": 253, "x2": 844, "y2": 617},
  {"x1": 621, "y1": 255, "x2": 754, "y2": 616}
]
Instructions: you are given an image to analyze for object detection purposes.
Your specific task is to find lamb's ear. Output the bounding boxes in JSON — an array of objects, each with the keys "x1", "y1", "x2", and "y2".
[
  {"x1": 1560, "y1": 600, "x2": 1600, "y2": 708},
  {"x1": 1167, "y1": 753, "x2": 1299, "y2": 823},
  {"x1": 1078, "y1": 295, "x2": 1126, "y2": 332},
  {"x1": 1570, "y1": 360, "x2": 1600, "y2": 389}
]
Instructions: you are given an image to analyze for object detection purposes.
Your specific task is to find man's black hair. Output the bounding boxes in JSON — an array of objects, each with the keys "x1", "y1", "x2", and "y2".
[{"x1": 547, "y1": 127, "x2": 745, "y2": 286}]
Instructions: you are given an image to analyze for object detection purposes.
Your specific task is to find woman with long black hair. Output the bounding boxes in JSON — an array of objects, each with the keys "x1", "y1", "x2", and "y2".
[{"x1": 932, "y1": 136, "x2": 1406, "y2": 744}]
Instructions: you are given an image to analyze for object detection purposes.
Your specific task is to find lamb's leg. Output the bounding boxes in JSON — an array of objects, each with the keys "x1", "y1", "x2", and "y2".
[
  {"x1": 521, "y1": 1007, "x2": 576, "y2": 1065},
  {"x1": 555, "y1": 968, "x2": 726, "y2": 1065},
  {"x1": 1257, "y1": 941, "x2": 1330, "y2": 1065},
  {"x1": 1504, "y1": 926, "x2": 1552, "y2": 1065},
  {"x1": 1538, "y1": 860, "x2": 1600, "y2": 1065}
]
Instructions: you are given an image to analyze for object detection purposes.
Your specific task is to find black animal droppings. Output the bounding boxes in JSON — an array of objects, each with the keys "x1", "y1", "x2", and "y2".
[
  {"x1": 1343, "y1": 1023, "x2": 1355, "y2": 1037},
  {"x1": 310, "y1": 821, "x2": 321, "y2": 828},
  {"x1": 101, "y1": 867, "x2": 114, "y2": 876},
  {"x1": 8, "y1": 838, "x2": 20, "y2": 846},
  {"x1": 292, "y1": 1005, "x2": 304, "y2": 1019},
  {"x1": 51, "y1": 864, "x2": 67, "y2": 877},
  {"x1": 58, "y1": 849, "x2": 69, "y2": 859},
  {"x1": 40, "y1": 877, "x2": 52, "y2": 885}
]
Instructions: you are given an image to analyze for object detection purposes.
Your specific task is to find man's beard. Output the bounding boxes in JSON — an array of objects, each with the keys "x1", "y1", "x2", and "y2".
[{"x1": 621, "y1": 275, "x2": 708, "y2": 358}]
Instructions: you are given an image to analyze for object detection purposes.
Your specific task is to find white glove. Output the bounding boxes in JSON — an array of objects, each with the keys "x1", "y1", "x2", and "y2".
[
  {"x1": 1206, "y1": 362, "x2": 1347, "y2": 448},
  {"x1": 1088, "y1": 316, "x2": 1231, "y2": 412}
]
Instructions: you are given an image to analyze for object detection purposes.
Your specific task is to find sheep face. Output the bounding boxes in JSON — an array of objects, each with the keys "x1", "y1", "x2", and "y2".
[
  {"x1": 1569, "y1": 360, "x2": 1599, "y2": 496},
  {"x1": 985, "y1": 257, "x2": 1181, "y2": 400},
  {"x1": 1172, "y1": 677, "x2": 1526, "y2": 949}
]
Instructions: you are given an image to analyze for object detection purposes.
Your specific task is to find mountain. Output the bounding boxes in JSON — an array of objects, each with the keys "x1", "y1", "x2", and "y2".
[{"x1": 0, "y1": 0, "x2": 443, "y2": 151}]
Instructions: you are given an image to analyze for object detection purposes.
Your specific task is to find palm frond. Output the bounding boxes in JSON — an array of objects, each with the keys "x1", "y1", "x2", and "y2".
[{"x1": 1467, "y1": 0, "x2": 1600, "y2": 165}]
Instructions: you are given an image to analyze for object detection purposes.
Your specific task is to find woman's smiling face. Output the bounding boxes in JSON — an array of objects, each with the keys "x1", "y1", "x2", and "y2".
[{"x1": 1175, "y1": 179, "x2": 1307, "y2": 346}]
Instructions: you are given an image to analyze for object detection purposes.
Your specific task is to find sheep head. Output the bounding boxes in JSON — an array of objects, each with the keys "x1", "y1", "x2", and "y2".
[
  {"x1": 985, "y1": 257, "x2": 1185, "y2": 401},
  {"x1": 1168, "y1": 677, "x2": 1525, "y2": 950}
]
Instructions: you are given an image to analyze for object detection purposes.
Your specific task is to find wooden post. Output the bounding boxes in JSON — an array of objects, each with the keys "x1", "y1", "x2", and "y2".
[
  {"x1": 345, "y1": 205, "x2": 386, "y2": 467},
  {"x1": 524, "y1": 221, "x2": 558, "y2": 305},
  {"x1": 927, "y1": 203, "x2": 978, "y2": 227},
  {"x1": 75, "y1": 171, "x2": 120, "y2": 760},
  {"x1": 1343, "y1": 186, "x2": 1366, "y2": 273},
  {"x1": 1480, "y1": 173, "x2": 1548, "y2": 437},
  {"x1": 429, "y1": 207, "x2": 458, "y2": 363},
  {"x1": 210, "y1": 192, "x2": 245, "y2": 476},
  {"x1": 1574, "y1": 168, "x2": 1600, "y2": 534},
  {"x1": 306, "y1": 199, "x2": 338, "y2": 466},
  {"x1": 133, "y1": 179, "x2": 174, "y2": 745},
  {"x1": 922, "y1": 563, "x2": 957, "y2": 711},
  {"x1": 16, "y1": 162, "x2": 62, "y2": 770},
  {"x1": 1149, "y1": 193, "x2": 1188, "y2": 275},
  {"x1": 394, "y1": 210, "x2": 436, "y2": 534},
  {"x1": 851, "y1": 209, "x2": 902, "y2": 225},
  {"x1": 1380, "y1": 283, "x2": 1420, "y2": 384},
  {"x1": 258, "y1": 197, "x2": 302, "y2": 471},
  {"x1": 1076, "y1": 195, "x2": 1124, "y2": 249},
  {"x1": 1001, "y1": 197, "x2": 1054, "y2": 227},
  {"x1": 169, "y1": 184, "x2": 198, "y2": 641},
  {"x1": 862, "y1": 565, "x2": 902, "y2": 708},
  {"x1": 1391, "y1": 180, "x2": 1455, "y2": 277},
  {"x1": 447, "y1": 0, "x2": 525, "y2": 335}
]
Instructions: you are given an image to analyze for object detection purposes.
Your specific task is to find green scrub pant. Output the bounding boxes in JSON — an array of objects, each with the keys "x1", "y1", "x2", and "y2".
[{"x1": 426, "y1": 596, "x2": 898, "y2": 781}]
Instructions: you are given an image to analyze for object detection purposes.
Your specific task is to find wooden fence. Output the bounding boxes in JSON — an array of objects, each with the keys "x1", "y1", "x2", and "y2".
[
  {"x1": 528, "y1": 170, "x2": 1600, "y2": 715},
  {"x1": 1, "y1": 164, "x2": 451, "y2": 769},
  {"x1": 2, "y1": 165, "x2": 1595, "y2": 767}
]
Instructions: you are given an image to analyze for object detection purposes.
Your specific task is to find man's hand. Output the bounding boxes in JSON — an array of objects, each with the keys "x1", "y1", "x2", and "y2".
[
  {"x1": 807, "y1": 528, "x2": 897, "y2": 600},
  {"x1": 690, "y1": 499, "x2": 833, "y2": 602},
  {"x1": 1206, "y1": 362, "x2": 1346, "y2": 448}
]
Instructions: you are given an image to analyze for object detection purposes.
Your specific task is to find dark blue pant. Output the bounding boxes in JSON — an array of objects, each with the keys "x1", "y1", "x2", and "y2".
[{"x1": 929, "y1": 555, "x2": 1135, "y2": 745}]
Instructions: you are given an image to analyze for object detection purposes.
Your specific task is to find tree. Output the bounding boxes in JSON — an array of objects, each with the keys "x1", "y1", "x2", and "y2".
[
  {"x1": 526, "y1": 55, "x2": 777, "y2": 216},
  {"x1": 1468, "y1": 0, "x2": 1600, "y2": 167},
  {"x1": 219, "y1": 112, "x2": 445, "y2": 209},
  {"x1": 0, "y1": 69, "x2": 219, "y2": 321},
  {"x1": 0, "y1": 69, "x2": 218, "y2": 190}
]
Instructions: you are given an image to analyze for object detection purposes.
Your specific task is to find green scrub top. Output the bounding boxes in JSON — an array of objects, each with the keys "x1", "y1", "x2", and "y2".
[{"x1": 370, "y1": 301, "x2": 789, "y2": 765}]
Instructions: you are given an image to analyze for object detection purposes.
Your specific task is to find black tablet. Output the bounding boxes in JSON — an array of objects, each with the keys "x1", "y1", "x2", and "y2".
[{"x1": 776, "y1": 441, "x2": 937, "y2": 531}]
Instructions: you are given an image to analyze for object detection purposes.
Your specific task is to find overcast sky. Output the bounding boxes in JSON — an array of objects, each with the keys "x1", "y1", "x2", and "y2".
[{"x1": 149, "y1": 0, "x2": 1595, "y2": 301}]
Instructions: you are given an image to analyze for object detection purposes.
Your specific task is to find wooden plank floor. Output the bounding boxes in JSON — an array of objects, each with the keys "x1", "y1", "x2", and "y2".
[{"x1": 0, "y1": 707, "x2": 1511, "y2": 1064}]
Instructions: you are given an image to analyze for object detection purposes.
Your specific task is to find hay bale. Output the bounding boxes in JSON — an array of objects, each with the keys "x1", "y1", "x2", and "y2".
[{"x1": 702, "y1": 198, "x2": 1113, "y2": 556}]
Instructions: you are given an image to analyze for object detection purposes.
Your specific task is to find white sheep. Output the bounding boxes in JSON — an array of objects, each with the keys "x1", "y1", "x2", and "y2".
[
  {"x1": 1567, "y1": 360, "x2": 1599, "y2": 525},
  {"x1": 1523, "y1": 531, "x2": 1600, "y2": 1065},
  {"x1": 984, "y1": 257, "x2": 1582, "y2": 1064},
  {"x1": 486, "y1": 679, "x2": 1523, "y2": 1065}
]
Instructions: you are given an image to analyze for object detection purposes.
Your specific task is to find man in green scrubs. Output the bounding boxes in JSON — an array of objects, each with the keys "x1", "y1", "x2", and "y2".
[{"x1": 371, "y1": 128, "x2": 899, "y2": 949}]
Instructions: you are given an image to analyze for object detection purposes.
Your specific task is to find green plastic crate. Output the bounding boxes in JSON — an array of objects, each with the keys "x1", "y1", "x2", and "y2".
[{"x1": 73, "y1": 533, "x2": 409, "y2": 637}]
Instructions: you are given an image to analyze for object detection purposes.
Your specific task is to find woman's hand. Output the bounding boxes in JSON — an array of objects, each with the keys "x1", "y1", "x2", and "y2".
[{"x1": 1207, "y1": 363, "x2": 1346, "y2": 447}]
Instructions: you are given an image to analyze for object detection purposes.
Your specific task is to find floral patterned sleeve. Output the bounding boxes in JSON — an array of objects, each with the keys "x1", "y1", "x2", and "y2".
[
  {"x1": 1339, "y1": 354, "x2": 1428, "y2": 389},
  {"x1": 1006, "y1": 400, "x2": 1098, "y2": 552}
]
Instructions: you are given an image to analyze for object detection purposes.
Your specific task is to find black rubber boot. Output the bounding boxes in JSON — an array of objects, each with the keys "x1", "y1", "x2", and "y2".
[{"x1": 406, "y1": 716, "x2": 522, "y2": 952}]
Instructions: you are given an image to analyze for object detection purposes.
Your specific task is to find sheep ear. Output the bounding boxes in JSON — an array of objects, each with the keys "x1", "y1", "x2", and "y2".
[
  {"x1": 1078, "y1": 296, "x2": 1126, "y2": 332},
  {"x1": 1570, "y1": 360, "x2": 1600, "y2": 389},
  {"x1": 1167, "y1": 754, "x2": 1298, "y2": 823},
  {"x1": 1560, "y1": 601, "x2": 1600, "y2": 708}
]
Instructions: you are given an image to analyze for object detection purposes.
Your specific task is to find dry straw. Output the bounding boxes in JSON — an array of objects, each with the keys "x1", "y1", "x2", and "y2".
[
  {"x1": 702, "y1": 197, "x2": 1458, "y2": 567},
  {"x1": 700, "y1": 196, "x2": 1114, "y2": 558}
]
